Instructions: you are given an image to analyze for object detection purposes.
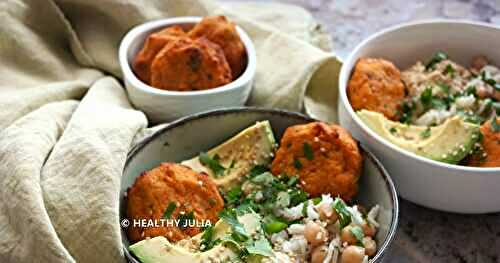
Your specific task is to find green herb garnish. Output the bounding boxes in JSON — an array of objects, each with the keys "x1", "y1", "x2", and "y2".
[
  {"x1": 333, "y1": 197, "x2": 351, "y2": 227},
  {"x1": 457, "y1": 110, "x2": 484, "y2": 125},
  {"x1": 249, "y1": 165, "x2": 268, "y2": 178},
  {"x1": 289, "y1": 189, "x2": 308, "y2": 206},
  {"x1": 464, "y1": 85, "x2": 477, "y2": 97},
  {"x1": 286, "y1": 176, "x2": 299, "y2": 187},
  {"x1": 293, "y1": 158, "x2": 303, "y2": 169},
  {"x1": 420, "y1": 87, "x2": 433, "y2": 107},
  {"x1": 431, "y1": 97, "x2": 448, "y2": 109},
  {"x1": 420, "y1": 127, "x2": 432, "y2": 139},
  {"x1": 245, "y1": 237, "x2": 274, "y2": 257},
  {"x1": 481, "y1": 71, "x2": 500, "y2": 91},
  {"x1": 163, "y1": 202, "x2": 177, "y2": 219},
  {"x1": 303, "y1": 143, "x2": 314, "y2": 160},
  {"x1": 200, "y1": 226, "x2": 220, "y2": 251},
  {"x1": 199, "y1": 152, "x2": 226, "y2": 176},
  {"x1": 438, "y1": 83, "x2": 451, "y2": 93},
  {"x1": 389, "y1": 127, "x2": 398, "y2": 134},
  {"x1": 399, "y1": 101, "x2": 415, "y2": 124},
  {"x1": 178, "y1": 211, "x2": 194, "y2": 229},
  {"x1": 218, "y1": 209, "x2": 249, "y2": 240},
  {"x1": 312, "y1": 197, "x2": 322, "y2": 205},
  {"x1": 225, "y1": 187, "x2": 243, "y2": 205},
  {"x1": 443, "y1": 64, "x2": 455, "y2": 77},
  {"x1": 425, "y1": 51, "x2": 448, "y2": 71},
  {"x1": 350, "y1": 226, "x2": 365, "y2": 246}
]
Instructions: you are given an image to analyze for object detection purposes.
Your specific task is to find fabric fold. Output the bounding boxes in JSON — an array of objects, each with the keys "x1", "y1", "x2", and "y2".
[
  {"x1": 0, "y1": 101, "x2": 79, "y2": 263},
  {"x1": 41, "y1": 77, "x2": 147, "y2": 263}
]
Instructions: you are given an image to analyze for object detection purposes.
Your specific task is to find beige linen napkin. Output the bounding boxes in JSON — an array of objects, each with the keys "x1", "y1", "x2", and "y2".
[{"x1": 0, "y1": 0, "x2": 341, "y2": 262}]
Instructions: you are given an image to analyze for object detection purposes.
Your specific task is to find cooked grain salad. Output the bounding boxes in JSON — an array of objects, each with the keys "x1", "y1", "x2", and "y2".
[
  {"x1": 348, "y1": 52, "x2": 500, "y2": 167},
  {"x1": 127, "y1": 121, "x2": 381, "y2": 263}
]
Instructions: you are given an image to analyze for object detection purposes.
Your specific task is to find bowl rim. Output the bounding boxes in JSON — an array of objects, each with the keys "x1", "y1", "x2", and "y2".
[
  {"x1": 118, "y1": 16, "x2": 257, "y2": 96},
  {"x1": 339, "y1": 19, "x2": 500, "y2": 173},
  {"x1": 122, "y1": 107, "x2": 399, "y2": 263}
]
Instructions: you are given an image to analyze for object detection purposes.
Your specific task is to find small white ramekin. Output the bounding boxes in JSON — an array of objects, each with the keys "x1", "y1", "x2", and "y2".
[
  {"x1": 338, "y1": 20, "x2": 500, "y2": 214},
  {"x1": 119, "y1": 17, "x2": 256, "y2": 123}
]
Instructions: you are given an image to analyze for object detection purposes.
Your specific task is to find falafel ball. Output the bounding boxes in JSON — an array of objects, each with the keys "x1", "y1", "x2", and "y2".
[
  {"x1": 150, "y1": 37, "x2": 232, "y2": 91},
  {"x1": 189, "y1": 15, "x2": 247, "y2": 78},
  {"x1": 126, "y1": 163, "x2": 224, "y2": 243},
  {"x1": 271, "y1": 122, "x2": 363, "y2": 201},
  {"x1": 348, "y1": 58, "x2": 406, "y2": 120},
  {"x1": 467, "y1": 117, "x2": 500, "y2": 167},
  {"x1": 133, "y1": 26, "x2": 187, "y2": 84}
]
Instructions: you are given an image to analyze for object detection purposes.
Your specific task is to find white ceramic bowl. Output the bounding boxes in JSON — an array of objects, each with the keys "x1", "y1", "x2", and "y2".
[
  {"x1": 339, "y1": 20, "x2": 500, "y2": 214},
  {"x1": 119, "y1": 17, "x2": 257, "y2": 123}
]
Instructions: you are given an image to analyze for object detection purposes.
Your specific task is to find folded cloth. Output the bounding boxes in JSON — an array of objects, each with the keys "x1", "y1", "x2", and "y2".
[{"x1": 0, "y1": 0, "x2": 342, "y2": 262}]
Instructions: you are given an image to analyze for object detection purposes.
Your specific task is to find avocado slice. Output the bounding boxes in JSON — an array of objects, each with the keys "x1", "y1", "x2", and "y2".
[
  {"x1": 357, "y1": 110, "x2": 480, "y2": 164},
  {"x1": 129, "y1": 236, "x2": 236, "y2": 263},
  {"x1": 129, "y1": 213, "x2": 263, "y2": 263},
  {"x1": 182, "y1": 121, "x2": 276, "y2": 190}
]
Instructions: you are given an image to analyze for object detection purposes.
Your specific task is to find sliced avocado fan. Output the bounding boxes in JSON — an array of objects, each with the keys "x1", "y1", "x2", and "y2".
[
  {"x1": 129, "y1": 213, "x2": 262, "y2": 263},
  {"x1": 357, "y1": 110, "x2": 480, "y2": 164},
  {"x1": 182, "y1": 121, "x2": 276, "y2": 190}
]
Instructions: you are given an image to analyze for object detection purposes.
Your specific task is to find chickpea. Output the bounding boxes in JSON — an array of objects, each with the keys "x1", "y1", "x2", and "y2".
[
  {"x1": 361, "y1": 222, "x2": 376, "y2": 237},
  {"x1": 493, "y1": 90, "x2": 500, "y2": 101},
  {"x1": 471, "y1": 55, "x2": 488, "y2": 71},
  {"x1": 318, "y1": 203, "x2": 339, "y2": 223},
  {"x1": 310, "y1": 245, "x2": 328, "y2": 263},
  {"x1": 340, "y1": 225, "x2": 358, "y2": 245},
  {"x1": 476, "y1": 85, "x2": 491, "y2": 99},
  {"x1": 340, "y1": 246, "x2": 365, "y2": 263},
  {"x1": 363, "y1": 236, "x2": 377, "y2": 257},
  {"x1": 304, "y1": 221, "x2": 328, "y2": 247}
]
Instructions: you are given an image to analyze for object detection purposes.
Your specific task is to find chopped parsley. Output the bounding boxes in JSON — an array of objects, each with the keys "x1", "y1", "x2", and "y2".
[
  {"x1": 286, "y1": 176, "x2": 299, "y2": 187},
  {"x1": 245, "y1": 237, "x2": 274, "y2": 257},
  {"x1": 225, "y1": 186, "x2": 243, "y2": 205},
  {"x1": 399, "y1": 100, "x2": 415, "y2": 124},
  {"x1": 425, "y1": 51, "x2": 448, "y2": 71},
  {"x1": 200, "y1": 226, "x2": 220, "y2": 251},
  {"x1": 162, "y1": 202, "x2": 177, "y2": 219},
  {"x1": 420, "y1": 87, "x2": 433, "y2": 108},
  {"x1": 178, "y1": 211, "x2": 194, "y2": 229},
  {"x1": 438, "y1": 83, "x2": 450, "y2": 93},
  {"x1": 303, "y1": 143, "x2": 314, "y2": 160},
  {"x1": 333, "y1": 197, "x2": 351, "y2": 227},
  {"x1": 249, "y1": 165, "x2": 268, "y2": 178},
  {"x1": 218, "y1": 208, "x2": 248, "y2": 240},
  {"x1": 457, "y1": 110, "x2": 484, "y2": 125},
  {"x1": 443, "y1": 64, "x2": 455, "y2": 77},
  {"x1": 389, "y1": 127, "x2": 398, "y2": 134},
  {"x1": 293, "y1": 158, "x2": 303, "y2": 169},
  {"x1": 420, "y1": 127, "x2": 432, "y2": 139},
  {"x1": 481, "y1": 71, "x2": 500, "y2": 92},
  {"x1": 289, "y1": 189, "x2": 309, "y2": 206},
  {"x1": 463, "y1": 85, "x2": 477, "y2": 97},
  {"x1": 199, "y1": 152, "x2": 226, "y2": 176}
]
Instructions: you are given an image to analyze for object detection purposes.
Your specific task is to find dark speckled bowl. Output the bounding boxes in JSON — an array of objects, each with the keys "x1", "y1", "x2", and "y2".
[{"x1": 120, "y1": 107, "x2": 399, "y2": 262}]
